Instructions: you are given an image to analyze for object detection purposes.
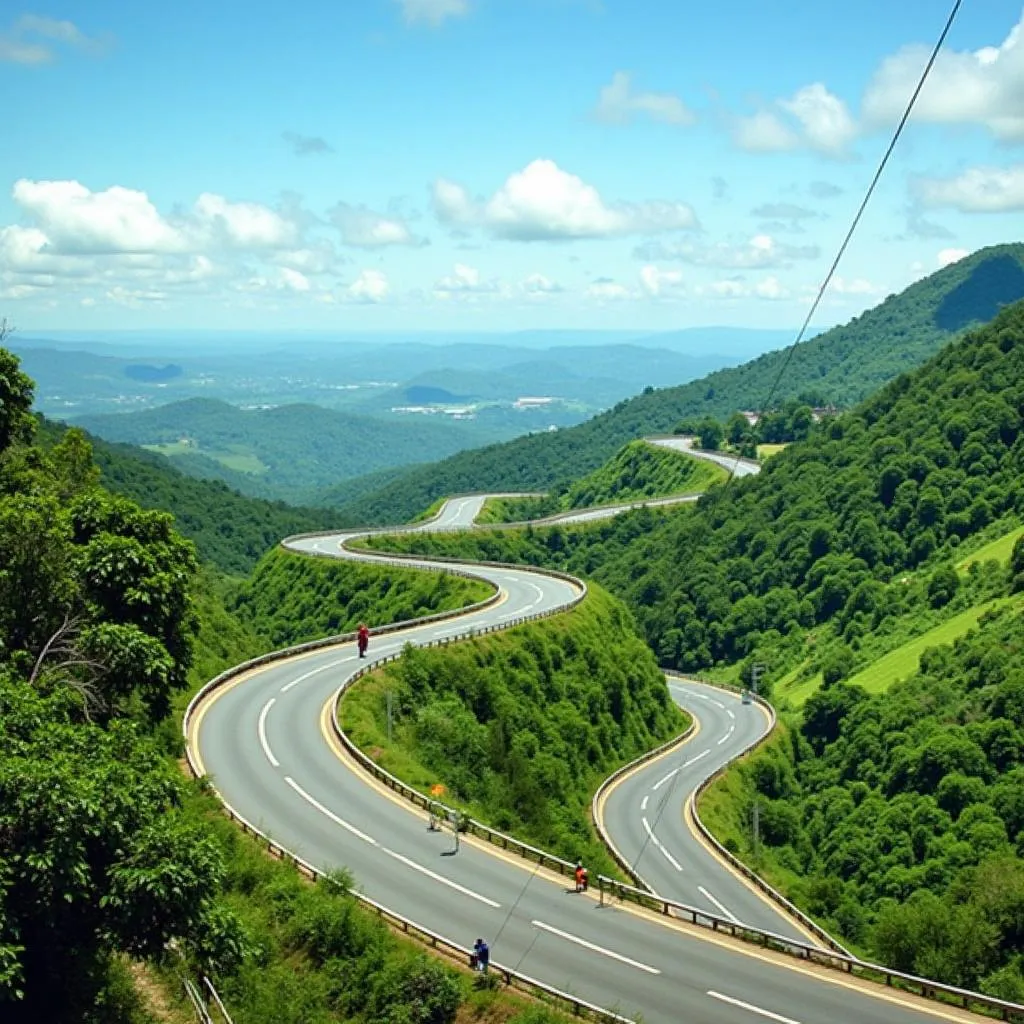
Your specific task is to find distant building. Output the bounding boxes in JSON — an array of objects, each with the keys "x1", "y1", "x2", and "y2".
[{"x1": 514, "y1": 396, "x2": 555, "y2": 409}]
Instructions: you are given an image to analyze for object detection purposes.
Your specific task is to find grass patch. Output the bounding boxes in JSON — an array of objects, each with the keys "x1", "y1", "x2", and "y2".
[
  {"x1": 756, "y1": 443, "x2": 788, "y2": 459},
  {"x1": 144, "y1": 441, "x2": 268, "y2": 475},
  {"x1": 956, "y1": 522, "x2": 1024, "y2": 573},
  {"x1": 845, "y1": 595, "x2": 1022, "y2": 694}
]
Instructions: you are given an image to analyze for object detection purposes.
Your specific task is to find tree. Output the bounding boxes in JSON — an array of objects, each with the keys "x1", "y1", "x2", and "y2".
[
  {"x1": 0, "y1": 677, "x2": 246, "y2": 1018},
  {"x1": 696, "y1": 417, "x2": 724, "y2": 451},
  {"x1": 0, "y1": 337, "x2": 35, "y2": 455},
  {"x1": 927, "y1": 565, "x2": 960, "y2": 608}
]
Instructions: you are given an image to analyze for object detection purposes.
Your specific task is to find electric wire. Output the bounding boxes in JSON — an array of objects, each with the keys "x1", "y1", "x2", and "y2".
[{"x1": 721, "y1": 0, "x2": 964, "y2": 481}]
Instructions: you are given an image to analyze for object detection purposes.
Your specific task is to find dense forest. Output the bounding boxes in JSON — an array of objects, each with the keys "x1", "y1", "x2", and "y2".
[
  {"x1": 35, "y1": 420, "x2": 349, "y2": 575},
  {"x1": 72, "y1": 397, "x2": 499, "y2": 504},
  {"x1": 0, "y1": 346, "x2": 246, "y2": 1020},
  {"x1": 333, "y1": 243, "x2": 1024, "y2": 525}
]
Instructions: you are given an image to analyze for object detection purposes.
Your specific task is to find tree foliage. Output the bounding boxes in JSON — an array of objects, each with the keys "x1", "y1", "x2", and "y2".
[{"x1": 0, "y1": 346, "x2": 246, "y2": 1017}]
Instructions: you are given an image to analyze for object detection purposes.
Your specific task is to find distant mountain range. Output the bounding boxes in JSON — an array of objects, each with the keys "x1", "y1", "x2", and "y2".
[
  {"x1": 11, "y1": 331, "x2": 788, "y2": 441},
  {"x1": 331, "y1": 242, "x2": 1024, "y2": 525},
  {"x1": 71, "y1": 398, "x2": 499, "y2": 504}
]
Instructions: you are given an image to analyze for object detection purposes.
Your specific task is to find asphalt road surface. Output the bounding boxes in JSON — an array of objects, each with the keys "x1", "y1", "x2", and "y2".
[{"x1": 192, "y1": 482, "x2": 991, "y2": 1023}]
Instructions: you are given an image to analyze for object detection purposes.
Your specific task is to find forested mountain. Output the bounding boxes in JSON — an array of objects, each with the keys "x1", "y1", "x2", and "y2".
[
  {"x1": 72, "y1": 397, "x2": 501, "y2": 503},
  {"x1": 334, "y1": 243, "x2": 1024, "y2": 525},
  {"x1": 36, "y1": 420, "x2": 347, "y2": 575}
]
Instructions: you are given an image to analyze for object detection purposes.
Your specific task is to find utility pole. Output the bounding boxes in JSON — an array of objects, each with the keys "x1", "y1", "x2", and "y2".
[
  {"x1": 751, "y1": 662, "x2": 766, "y2": 697},
  {"x1": 752, "y1": 800, "x2": 761, "y2": 865},
  {"x1": 750, "y1": 662, "x2": 766, "y2": 864}
]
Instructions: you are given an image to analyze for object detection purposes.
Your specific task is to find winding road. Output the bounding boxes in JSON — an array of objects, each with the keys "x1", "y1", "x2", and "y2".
[{"x1": 189, "y1": 448, "x2": 995, "y2": 1024}]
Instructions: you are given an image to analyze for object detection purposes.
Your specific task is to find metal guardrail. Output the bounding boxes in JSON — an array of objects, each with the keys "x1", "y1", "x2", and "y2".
[
  {"x1": 597, "y1": 875, "x2": 1024, "y2": 1022},
  {"x1": 180, "y1": 771, "x2": 628, "y2": 1023}
]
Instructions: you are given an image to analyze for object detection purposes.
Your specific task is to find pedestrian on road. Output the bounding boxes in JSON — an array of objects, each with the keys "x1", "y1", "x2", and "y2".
[
  {"x1": 357, "y1": 623, "x2": 370, "y2": 658},
  {"x1": 473, "y1": 938, "x2": 489, "y2": 974},
  {"x1": 574, "y1": 861, "x2": 585, "y2": 893}
]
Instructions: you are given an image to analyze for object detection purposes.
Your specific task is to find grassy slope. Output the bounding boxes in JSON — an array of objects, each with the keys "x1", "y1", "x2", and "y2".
[
  {"x1": 475, "y1": 441, "x2": 724, "y2": 524},
  {"x1": 228, "y1": 547, "x2": 493, "y2": 648},
  {"x1": 957, "y1": 522, "x2": 1024, "y2": 573},
  {"x1": 340, "y1": 585, "x2": 687, "y2": 875}
]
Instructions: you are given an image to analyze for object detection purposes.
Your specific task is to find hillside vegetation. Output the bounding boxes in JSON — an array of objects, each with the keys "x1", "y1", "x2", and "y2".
[
  {"x1": 477, "y1": 439, "x2": 725, "y2": 523},
  {"x1": 73, "y1": 397, "x2": 499, "y2": 504},
  {"x1": 334, "y1": 244, "x2": 1024, "y2": 524},
  {"x1": 362, "y1": 300, "x2": 1024, "y2": 995},
  {"x1": 35, "y1": 419, "x2": 347, "y2": 575},
  {"x1": 229, "y1": 547, "x2": 493, "y2": 648},
  {"x1": 341, "y1": 586, "x2": 685, "y2": 872}
]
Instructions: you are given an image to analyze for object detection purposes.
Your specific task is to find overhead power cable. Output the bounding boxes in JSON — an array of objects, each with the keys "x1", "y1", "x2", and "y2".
[{"x1": 722, "y1": 0, "x2": 964, "y2": 480}]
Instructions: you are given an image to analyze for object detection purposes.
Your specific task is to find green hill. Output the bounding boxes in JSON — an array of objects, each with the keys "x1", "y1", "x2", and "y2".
[
  {"x1": 477, "y1": 439, "x2": 726, "y2": 523},
  {"x1": 334, "y1": 243, "x2": 1024, "y2": 525},
  {"x1": 71, "y1": 397, "x2": 499, "y2": 504},
  {"x1": 36, "y1": 419, "x2": 347, "y2": 574}
]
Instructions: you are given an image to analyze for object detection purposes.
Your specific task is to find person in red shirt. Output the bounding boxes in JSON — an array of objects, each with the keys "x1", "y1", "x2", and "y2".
[{"x1": 357, "y1": 623, "x2": 370, "y2": 658}]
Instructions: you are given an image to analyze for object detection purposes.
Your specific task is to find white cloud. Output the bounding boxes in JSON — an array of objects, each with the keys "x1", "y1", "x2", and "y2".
[
  {"x1": 106, "y1": 286, "x2": 167, "y2": 307},
  {"x1": 348, "y1": 269, "x2": 389, "y2": 303},
  {"x1": 734, "y1": 84, "x2": 856, "y2": 157},
  {"x1": 754, "y1": 276, "x2": 788, "y2": 300},
  {"x1": 639, "y1": 265, "x2": 684, "y2": 297},
  {"x1": 278, "y1": 267, "x2": 311, "y2": 292},
  {"x1": 192, "y1": 193, "x2": 298, "y2": 249},
  {"x1": 937, "y1": 247, "x2": 969, "y2": 267},
  {"x1": 587, "y1": 278, "x2": 632, "y2": 300},
  {"x1": 733, "y1": 111, "x2": 800, "y2": 153},
  {"x1": 520, "y1": 273, "x2": 564, "y2": 295},
  {"x1": 434, "y1": 262, "x2": 501, "y2": 297},
  {"x1": 0, "y1": 14, "x2": 108, "y2": 64},
  {"x1": 695, "y1": 275, "x2": 792, "y2": 301},
  {"x1": 431, "y1": 178, "x2": 479, "y2": 228},
  {"x1": 13, "y1": 179, "x2": 186, "y2": 254},
  {"x1": 329, "y1": 202, "x2": 423, "y2": 248},
  {"x1": 781, "y1": 84, "x2": 857, "y2": 156},
  {"x1": 433, "y1": 159, "x2": 698, "y2": 241},
  {"x1": 277, "y1": 242, "x2": 340, "y2": 275},
  {"x1": 862, "y1": 13, "x2": 1024, "y2": 141},
  {"x1": 829, "y1": 275, "x2": 879, "y2": 295},
  {"x1": 915, "y1": 165, "x2": 1024, "y2": 212},
  {"x1": 395, "y1": 0, "x2": 470, "y2": 27},
  {"x1": 595, "y1": 71, "x2": 695, "y2": 126},
  {"x1": 636, "y1": 233, "x2": 819, "y2": 268}
]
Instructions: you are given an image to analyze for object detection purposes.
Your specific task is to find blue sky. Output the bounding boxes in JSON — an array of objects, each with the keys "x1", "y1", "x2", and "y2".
[{"x1": 2, "y1": 0, "x2": 1023, "y2": 333}]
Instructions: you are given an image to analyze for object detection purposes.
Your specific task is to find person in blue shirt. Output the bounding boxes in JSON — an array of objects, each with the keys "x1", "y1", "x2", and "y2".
[{"x1": 473, "y1": 938, "x2": 489, "y2": 974}]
